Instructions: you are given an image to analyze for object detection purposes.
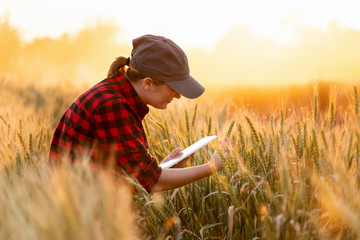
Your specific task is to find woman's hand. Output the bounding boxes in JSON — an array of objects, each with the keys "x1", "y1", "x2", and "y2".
[
  {"x1": 208, "y1": 151, "x2": 222, "y2": 173},
  {"x1": 160, "y1": 147, "x2": 191, "y2": 168},
  {"x1": 220, "y1": 137, "x2": 232, "y2": 158},
  {"x1": 207, "y1": 137, "x2": 232, "y2": 173}
]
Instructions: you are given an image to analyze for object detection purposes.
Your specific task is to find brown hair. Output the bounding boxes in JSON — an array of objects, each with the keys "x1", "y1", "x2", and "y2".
[
  {"x1": 107, "y1": 56, "x2": 164, "y2": 85},
  {"x1": 107, "y1": 56, "x2": 128, "y2": 78}
]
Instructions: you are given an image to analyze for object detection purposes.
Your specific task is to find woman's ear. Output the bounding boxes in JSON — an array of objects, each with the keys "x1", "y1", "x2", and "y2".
[{"x1": 142, "y1": 77, "x2": 153, "y2": 90}]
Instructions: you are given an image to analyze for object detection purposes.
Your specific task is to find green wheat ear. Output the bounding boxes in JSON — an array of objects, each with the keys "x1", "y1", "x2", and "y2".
[
  {"x1": 354, "y1": 86, "x2": 359, "y2": 116},
  {"x1": 311, "y1": 128, "x2": 320, "y2": 172},
  {"x1": 207, "y1": 115, "x2": 212, "y2": 136},
  {"x1": 185, "y1": 109, "x2": 191, "y2": 145},
  {"x1": 17, "y1": 131, "x2": 30, "y2": 162},
  {"x1": 226, "y1": 120, "x2": 235, "y2": 138},
  {"x1": 346, "y1": 132, "x2": 354, "y2": 170},
  {"x1": 191, "y1": 104, "x2": 198, "y2": 128},
  {"x1": 296, "y1": 121, "x2": 303, "y2": 158},
  {"x1": 28, "y1": 133, "x2": 33, "y2": 156},
  {"x1": 330, "y1": 102, "x2": 335, "y2": 129},
  {"x1": 329, "y1": 85, "x2": 336, "y2": 129},
  {"x1": 270, "y1": 115, "x2": 275, "y2": 136},
  {"x1": 303, "y1": 122, "x2": 308, "y2": 151},
  {"x1": 37, "y1": 128, "x2": 43, "y2": 151},
  {"x1": 185, "y1": 109, "x2": 190, "y2": 134},
  {"x1": 237, "y1": 123, "x2": 245, "y2": 150},
  {"x1": 245, "y1": 116, "x2": 259, "y2": 145},
  {"x1": 313, "y1": 91, "x2": 318, "y2": 124}
]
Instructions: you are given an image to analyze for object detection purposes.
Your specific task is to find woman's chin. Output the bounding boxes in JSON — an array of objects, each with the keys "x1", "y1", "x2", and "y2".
[
  {"x1": 161, "y1": 104, "x2": 169, "y2": 109},
  {"x1": 151, "y1": 103, "x2": 169, "y2": 110}
]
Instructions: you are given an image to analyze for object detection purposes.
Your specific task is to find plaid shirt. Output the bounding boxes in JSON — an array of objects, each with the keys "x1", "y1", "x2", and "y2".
[{"x1": 49, "y1": 75, "x2": 162, "y2": 192}]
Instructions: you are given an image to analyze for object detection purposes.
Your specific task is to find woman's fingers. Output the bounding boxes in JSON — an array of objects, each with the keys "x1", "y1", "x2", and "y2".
[
  {"x1": 208, "y1": 151, "x2": 222, "y2": 172},
  {"x1": 161, "y1": 147, "x2": 182, "y2": 163},
  {"x1": 219, "y1": 137, "x2": 232, "y2": 159},
  {"x1": 221, "y1": 137, "x2": 232, "y2": 151},
  {"x1": 168, "y1": 147, "x2": 182, "y2": 158}
]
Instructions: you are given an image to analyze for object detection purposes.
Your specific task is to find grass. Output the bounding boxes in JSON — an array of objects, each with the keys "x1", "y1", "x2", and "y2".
[{"x1": 1, "y1": 78, "x2": 360, "y2": 239}]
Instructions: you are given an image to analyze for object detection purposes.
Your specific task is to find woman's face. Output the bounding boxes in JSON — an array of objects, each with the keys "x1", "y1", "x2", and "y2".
[
  {"x1": 147, "y1": 83, "x2": 181, "y2": 109},
  {"x1": 137, "y1": 78, "x2": 181, "y2": 109}
]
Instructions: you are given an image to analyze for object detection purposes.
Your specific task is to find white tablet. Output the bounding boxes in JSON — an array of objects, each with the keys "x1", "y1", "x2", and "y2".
[{"x1": 159, "y1": 136, "x2": 218, "y2": 168}]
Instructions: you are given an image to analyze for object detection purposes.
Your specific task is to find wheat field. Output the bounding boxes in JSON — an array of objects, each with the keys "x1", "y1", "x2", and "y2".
[{"x1": 1, "y1": 77, "x2": 360, "y2": 240}]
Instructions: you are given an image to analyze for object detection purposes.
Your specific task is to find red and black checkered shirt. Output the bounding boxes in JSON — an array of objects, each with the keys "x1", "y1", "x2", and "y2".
[{"x1": 49, "y1": 75, "x2": 162, "y2": 192}]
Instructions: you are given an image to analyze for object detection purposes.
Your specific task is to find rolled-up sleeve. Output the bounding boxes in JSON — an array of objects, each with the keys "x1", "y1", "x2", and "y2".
[{"x1": 92, "y1": 98, "x2": 162, "y2": 192}]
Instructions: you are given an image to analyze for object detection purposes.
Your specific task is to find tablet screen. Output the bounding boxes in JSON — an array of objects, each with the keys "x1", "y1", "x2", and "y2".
[{"x1": 159, "y1": 136, "x2": 217, "y2": 168}]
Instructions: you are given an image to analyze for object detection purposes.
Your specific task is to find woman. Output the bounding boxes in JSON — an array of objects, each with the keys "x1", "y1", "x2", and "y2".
[{"x1": 49, "y1": 34, "x2": 223, "y2": 193}]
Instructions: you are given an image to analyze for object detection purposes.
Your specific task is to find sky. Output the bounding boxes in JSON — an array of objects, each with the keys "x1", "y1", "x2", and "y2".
[
  {"x1": 1, "y1": 0, "x2": 360, "y2": 88},
  {"x1": 1, "y1": 0, "x2": 360, "y2": 50}
]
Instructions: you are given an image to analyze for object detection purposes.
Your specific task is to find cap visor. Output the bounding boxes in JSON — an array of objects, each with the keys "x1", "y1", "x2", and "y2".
[{"x1": 166, "y1": 75, "x2": 205, "y2": 99}]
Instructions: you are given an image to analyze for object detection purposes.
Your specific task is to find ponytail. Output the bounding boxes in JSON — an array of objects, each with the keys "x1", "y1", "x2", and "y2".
[
  {"x1": 107, "y1": 56, "x2": 130, "y2": 78},
  {"x1": 107, "y1": 56, "x2": 163, "y2": 84}
]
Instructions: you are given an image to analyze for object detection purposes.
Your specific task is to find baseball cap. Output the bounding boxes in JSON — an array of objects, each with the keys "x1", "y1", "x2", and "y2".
[{"x1": 130, "y1": 34, "x2": 205, "y2": 99}]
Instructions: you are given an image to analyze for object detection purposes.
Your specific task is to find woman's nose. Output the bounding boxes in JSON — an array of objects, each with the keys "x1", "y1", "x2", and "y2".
[{"x1": 174, "y1": 92, "x2": 181, "y2": 99}]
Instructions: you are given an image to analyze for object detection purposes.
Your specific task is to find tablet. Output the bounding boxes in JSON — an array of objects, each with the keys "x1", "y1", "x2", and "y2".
[{"x1": 159, "y1": 136, "x2": 218, "y2": 168}]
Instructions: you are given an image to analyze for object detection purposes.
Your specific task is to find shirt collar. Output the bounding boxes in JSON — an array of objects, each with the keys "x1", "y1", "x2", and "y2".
[{"x1": 113, "y1": 75, "x2": 149, "y2": 120}]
